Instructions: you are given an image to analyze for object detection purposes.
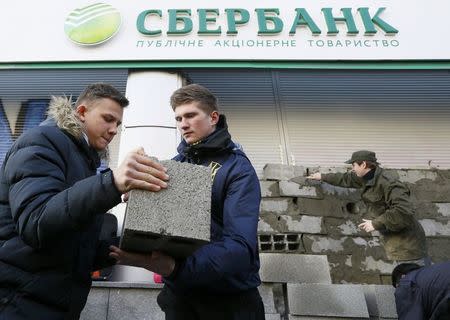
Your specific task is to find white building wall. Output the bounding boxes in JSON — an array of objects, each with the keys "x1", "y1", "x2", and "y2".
[{"x1": 111, "y1": 71, "x2": 182, "y2": 281}]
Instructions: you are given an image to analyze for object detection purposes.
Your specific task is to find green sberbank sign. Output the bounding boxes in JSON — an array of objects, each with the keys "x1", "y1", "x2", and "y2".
[
  {"x1": 63, "y1": 3, "x2": 399, "y2": 49},
  {"x1": 65, "y1": 3, "x2": 121, "y2": 45},
  {"x1": 136, "y1": 8, "x2": 398, "y2": 36}
]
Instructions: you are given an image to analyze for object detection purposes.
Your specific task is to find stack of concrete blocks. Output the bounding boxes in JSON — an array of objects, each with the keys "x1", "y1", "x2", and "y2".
[
  {"x1": 259, "y1": 253, "x2": 369, "y2": 319},
  {"x1": 259, "y1": 253, "x2": 331, "y2": 319},
  {"x1": 258, "y1": 253, "x2": 397, "y2": 319},
  {"x1": 258, "y1": 163, "x2": 450, "y2": 284},
  {"x1": 121, "y1": 160, "x2": 211, "y2": 259},
  {"x1": 81, "y1": 255, "x2": 398, "y2": 319}
]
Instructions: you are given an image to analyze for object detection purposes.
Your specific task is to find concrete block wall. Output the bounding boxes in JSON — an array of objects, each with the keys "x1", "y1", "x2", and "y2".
[
  {"x1": 258, "y1": 253, "x2": 396, "y2": 319},
  {"x1": 82, "y1": 281, "x2": 285, "y2": 320},
  {"x1": 83, "y1": 254, "x2": 397, "y2": 319},
  {"x1": 258, "y1": 164, "x2": 450, "y2": 284}
]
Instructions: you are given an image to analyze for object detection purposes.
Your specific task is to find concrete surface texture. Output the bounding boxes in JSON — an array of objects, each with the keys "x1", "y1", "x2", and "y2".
[
  {"x1": 121, "y1": 159, "x2": 211, "y2": 258},
  {"x1": 287, "y1": 283, "x2": 370, "y2": 318},
  {"x1": 259, "y1": 253, "x2": 332, "y2": 284}
]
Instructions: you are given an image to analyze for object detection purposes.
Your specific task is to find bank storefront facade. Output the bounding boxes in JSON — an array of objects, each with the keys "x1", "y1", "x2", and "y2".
[{"x1": 1, "y1": 0, "x2": 449, "y2": 293}]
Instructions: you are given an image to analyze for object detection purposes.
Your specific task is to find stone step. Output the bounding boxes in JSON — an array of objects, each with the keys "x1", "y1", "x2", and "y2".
[{"x1": 80, "y1": 284, "x2": 165, "y2": 320}]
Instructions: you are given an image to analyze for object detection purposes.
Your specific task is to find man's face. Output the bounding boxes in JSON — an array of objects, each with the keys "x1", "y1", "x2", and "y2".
[
  {"x1": 77, "y1": 97, "x2": 123, "y2": 151},
  {"x1": 352, "y1": 161, "x2": 369, "y2": 177},
  {"x1": 174, "y1": 102, "x2": 218, "y2": 144}
]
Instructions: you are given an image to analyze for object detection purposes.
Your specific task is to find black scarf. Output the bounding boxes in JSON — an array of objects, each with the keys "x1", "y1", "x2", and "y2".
[
  {"x1": 362, "y1": 168, "x2": 376, "y2": 181},
  {"x1": 181, "y1": 115, "x2": 233, "y2": 164}
]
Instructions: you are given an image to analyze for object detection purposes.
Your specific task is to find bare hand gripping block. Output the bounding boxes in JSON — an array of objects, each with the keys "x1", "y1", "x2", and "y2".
[{"x1": 120, "y1": 160, "x2": 211, "y2": 259}]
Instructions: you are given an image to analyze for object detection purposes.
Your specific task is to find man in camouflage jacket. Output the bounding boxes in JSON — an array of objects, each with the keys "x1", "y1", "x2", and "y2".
[{"x1": 308, "y1": 150, "x2": 427, "y2": 263}]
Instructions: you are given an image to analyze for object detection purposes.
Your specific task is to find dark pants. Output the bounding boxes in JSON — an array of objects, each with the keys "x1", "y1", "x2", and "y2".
[{"x1": 157, "y1": 285, "x2": 266, "y2": 320}]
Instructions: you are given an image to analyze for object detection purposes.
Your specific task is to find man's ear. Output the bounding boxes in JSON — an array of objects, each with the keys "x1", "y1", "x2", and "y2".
[
  {"x1": 361, "y1": 161, "x2": 368, "y2": 169},
  {"x1": 210, "y1": 111, "x2": 219, "y2": 125},
  {"x1": 76, "y1": 105, "x2": 87, "y2": 122}
]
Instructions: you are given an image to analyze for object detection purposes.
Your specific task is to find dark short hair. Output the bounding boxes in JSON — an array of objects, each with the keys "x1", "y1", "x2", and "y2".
[
  {"x1": 170, "y1": 84, "x2": 218, "y2": 114},
  {"x1": 391, "y1": 263, "x2": 422, "y2": 287},
  {"x1": 75, "y1": 83, "x2": 129, "y2": 108},
  {"x1": 355, "y1": 160, "x2": 378, "y2": 169}
]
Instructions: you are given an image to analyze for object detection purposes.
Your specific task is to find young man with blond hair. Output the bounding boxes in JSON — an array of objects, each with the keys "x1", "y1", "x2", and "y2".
[{"x1": 110, "y1": 84, "x2": 265, "y2": 320}]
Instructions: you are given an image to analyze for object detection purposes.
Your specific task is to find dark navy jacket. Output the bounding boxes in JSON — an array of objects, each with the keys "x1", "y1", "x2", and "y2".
[
  {"x1": 395, "y1": 261, "x2": 450, "y2": 320},
  {"x1": 164, "y1": 116, "x2": 261, "y2": 295},
  {"x1": 0, "y1": 107, "x2": 121, "y2": 320}
]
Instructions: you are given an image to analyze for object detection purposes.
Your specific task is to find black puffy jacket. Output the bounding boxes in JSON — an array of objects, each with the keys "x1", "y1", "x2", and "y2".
[{"x1": 0, "y1": 98, "x2": 121, "y2": 319}]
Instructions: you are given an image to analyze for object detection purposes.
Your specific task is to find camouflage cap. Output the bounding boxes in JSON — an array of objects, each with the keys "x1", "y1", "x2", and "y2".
[{"x1": 345, "y1": 150, "x2": 378, "y2": 164}]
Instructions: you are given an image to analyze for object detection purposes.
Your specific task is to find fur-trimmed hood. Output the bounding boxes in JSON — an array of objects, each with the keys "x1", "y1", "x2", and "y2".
[
  {"x1": 46, "y1": 96, "x2": 83, "y2": 139},
  {"x1": 45, "y1": 96, "x2": 108, "y2": 161}
]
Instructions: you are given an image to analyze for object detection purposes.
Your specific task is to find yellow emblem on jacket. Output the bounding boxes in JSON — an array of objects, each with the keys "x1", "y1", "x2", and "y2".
[{"x1": 209, "y1": 161, "x2": 222, "y2": 182}]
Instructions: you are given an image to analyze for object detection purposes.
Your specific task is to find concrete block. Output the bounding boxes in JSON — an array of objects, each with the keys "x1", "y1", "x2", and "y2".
[
  {"x1": 259, "y1": 253, "x2": 331, "y2": 284},
  {"x1": 287, "y1": 283, "x2": 369, "y2": 318},
  {"x1": 327, "y1": 254, "x2": 384, "y2": 285},
  {"x1": 289, "y1": 316, "x2": 363, "y2": 320},
  {"x1": 279, "y1": 181, "x2": 321, "y2": 199},
  {"x1": 265, "y1": 314, "x2": 281, "y2": 320},
  {"x1": 307, "y1": 166, "x2": 349, "y2": 175},
  {"x1": 404, "y1": 201, "x2": 438, "y2": 220},
  {"x1": 319, "y1": 183, "x2": 361, "y2": 201},
  {"x1": 258, "y1": 283, "x2": 277, "y2": 313},
  {"x1": 108, "y1": 288, "x2": 164, "y2": 320},
  {"x1": 410, "y1": 181, "x2": 450, "y2": 202},
  {"x1": 419, "y1": 218, "x2": 450, "y2": 236},
  {"x1": 261, "y1": 198, "x2": 297, "y2": 215},
  {"x1": 259, "y1": 214, "x2": 322, "y2": 235},
  {"x1": 263, "y1": 164, "x2": 306, "y2": 181},
  {"x1": 394, "y1": 169, "x2": 438, "y2": 183},
  {"x1": 258, "y1": 219, "x2": 277, "y2": 233},
  {"x1": 435, "y1": 203, "x2": 450, "y2": 217},
  {"x1": 260, "y1": 180, "x2": 280, "y2": 197},
  {"x1": 279, "y1": 215, "x2": 322, "y2": 234},
  {"x1": 303, "y1": 235, "x2": 348, "y2": 254},
  {"x1": 80, "y1": 288, "x2": 109, "y2": 320},
  {"x1": 121, "y1": 160, "x2": 211, "y2": 259},
  {"x1": 297, "y1": 196, "x2": 346, "y2": 217},
  {"x1": 428, "y1": 237, "x2": 450, "y2": 263},
  {"x1": 362, "y1": 285, "x2": 398, "y2": 318},
  {"x1": 324, "y1": 217, "x2": 365, "y2": 236},
  {"x1": 258, "y1": 233, "x2": 304, "y2": 253},
  {"x1": 360, "y1": 257, "x2": 397, "y2": 275}
]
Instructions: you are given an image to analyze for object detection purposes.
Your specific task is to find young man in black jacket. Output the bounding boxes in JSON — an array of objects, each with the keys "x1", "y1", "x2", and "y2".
[
  {"x1": 0, "y1": 83, "x2": 168, "y2": 320},
  {"x1": 110, "y1": 84, "x2": 265, "y2": 320}
]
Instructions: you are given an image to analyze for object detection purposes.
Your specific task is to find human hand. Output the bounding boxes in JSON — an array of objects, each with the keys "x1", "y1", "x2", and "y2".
[
  {"x1": 358, "y1": 219, "x2": 375, "y2": 232},
  {"x1": 307, "y1": 172, "x2": 322, "y2": 180},
  {"x1": 109, "y1": 245, "x2": 151, "y2": 268},
  {"x1": 113, "y1": 147, "x2": 169, "y2": 193},
  {"x1": 109, "y1": 246, "x2": 176, "y2": 277}
]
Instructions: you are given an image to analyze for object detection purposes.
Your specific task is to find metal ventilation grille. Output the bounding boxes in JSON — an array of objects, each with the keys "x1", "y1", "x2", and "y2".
[{"x1": 186, "y1": 69, "x2": 450, "y2": 169}]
